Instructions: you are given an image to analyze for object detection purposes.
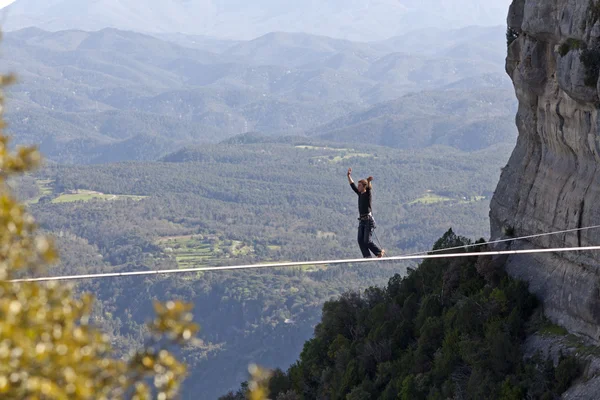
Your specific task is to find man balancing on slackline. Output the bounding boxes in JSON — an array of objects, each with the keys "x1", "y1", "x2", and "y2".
[{"x1": 347, "y1": 167, "x2": 385, "y2": 258}]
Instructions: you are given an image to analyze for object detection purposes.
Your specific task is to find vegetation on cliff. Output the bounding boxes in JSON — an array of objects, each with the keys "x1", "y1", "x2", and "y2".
[{"x1": 222, "y1": 230, "x2": 583, "y2": 400}]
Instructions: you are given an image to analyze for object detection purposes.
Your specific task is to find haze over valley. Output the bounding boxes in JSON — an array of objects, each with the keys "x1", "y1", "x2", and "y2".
[
  {"x1": 1, "y1": 25, "x2": 514, "y2": 164},
  {"x1": 1, "y1": 0, "x2": 512, "y2": 41}
]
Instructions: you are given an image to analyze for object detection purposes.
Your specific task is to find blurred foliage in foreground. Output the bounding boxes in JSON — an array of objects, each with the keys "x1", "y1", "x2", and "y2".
[{"x1": 0, "y1": 44, "x2": 202, "y2": 399}]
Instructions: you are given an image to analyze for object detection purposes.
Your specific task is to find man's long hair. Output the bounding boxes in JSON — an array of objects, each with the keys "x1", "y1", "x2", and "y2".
[{"x1": 359, "y1": 176, "x2": 373, "y2": 190}]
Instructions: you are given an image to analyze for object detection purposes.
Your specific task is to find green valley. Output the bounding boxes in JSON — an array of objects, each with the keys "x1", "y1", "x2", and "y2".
[{"x1": 14, "y1": 137, "x2": 513, "y2": 398}]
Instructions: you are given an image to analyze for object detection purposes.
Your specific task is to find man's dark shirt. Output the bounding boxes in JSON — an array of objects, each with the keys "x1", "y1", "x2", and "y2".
[{"x1": 350, "y1": 182, "x2": 371, "y2": 216}]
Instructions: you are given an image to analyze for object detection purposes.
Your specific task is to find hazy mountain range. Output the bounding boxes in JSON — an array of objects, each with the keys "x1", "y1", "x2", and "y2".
[
  {"x1": 0, "y1": 26, "x2": 515, "y2": 164},
  {"x1": 310, "y1": 86, "x2": 517, "y2": 151},
  {"x1": 0, "y1": 2, "x2": 522, "y2": 398},
  {"x1": 1, "y1": 0, "x2": 512, "y2": 41}
]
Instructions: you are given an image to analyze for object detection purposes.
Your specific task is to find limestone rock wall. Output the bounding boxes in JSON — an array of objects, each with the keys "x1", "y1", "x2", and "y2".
[{"x1": 490, "y1": 0, "x2": 600, "y2": 340}]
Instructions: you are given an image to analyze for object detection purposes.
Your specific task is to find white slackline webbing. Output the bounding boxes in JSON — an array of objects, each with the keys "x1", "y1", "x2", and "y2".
[{"x1": 8, "y1": 244, "x2": 600, "y2": 283}]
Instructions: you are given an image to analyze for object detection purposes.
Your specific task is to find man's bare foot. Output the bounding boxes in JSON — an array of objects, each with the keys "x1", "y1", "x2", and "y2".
[{"x1": 377, "y1": 250, "x2": 386, "y2": 258}]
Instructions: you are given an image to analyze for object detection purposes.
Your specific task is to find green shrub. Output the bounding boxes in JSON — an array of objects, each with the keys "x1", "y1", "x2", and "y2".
[
  {"x1": 506, "y1": 27, "x2": 519, "y2": 47},
  {"x1": 591, "y1": 0, "x2": 600, "y2": 25},
  {"x1": 580, "y1": 46, "x2": 600, "y2": 86},
  {"x1": 558, "y1": 38, "x2": 585, "y2": 57},
  {"x1": 582, "y1": 1, "x2": 600, "y2": 30},
  {"x1": 554, "y1": 352, "x2": 583, "y2": 393}
]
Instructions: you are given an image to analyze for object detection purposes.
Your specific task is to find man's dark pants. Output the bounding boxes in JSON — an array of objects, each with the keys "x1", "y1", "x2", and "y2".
[{"x1": 357, "y1": 216, "x2": 381, "y2": 258}]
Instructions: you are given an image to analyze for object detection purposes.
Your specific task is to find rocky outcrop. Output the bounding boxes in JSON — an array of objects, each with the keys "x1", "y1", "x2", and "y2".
[
  {"x1": 523, "y1": 333, "x2": 600, "y2": 399},
  {"x1": 490, "y1": 0, "x2": 600, "y2": 341}
]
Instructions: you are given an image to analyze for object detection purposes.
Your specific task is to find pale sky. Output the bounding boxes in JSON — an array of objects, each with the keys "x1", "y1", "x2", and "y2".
[{"x1": 0, "y1": 0, "x2": 15, "y2": 9}]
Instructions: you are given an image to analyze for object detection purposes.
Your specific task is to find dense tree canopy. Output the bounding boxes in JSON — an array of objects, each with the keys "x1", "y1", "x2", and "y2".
[
  {"x1": 5, "y1": 136, "x2": 517, "y2": 398},
  {"x1": 222, "y1": 230, "x2": 583, "y2": 400}
]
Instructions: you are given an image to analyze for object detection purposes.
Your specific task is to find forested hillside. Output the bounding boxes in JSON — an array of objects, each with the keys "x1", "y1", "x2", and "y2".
[
  {"x1": 0, "y1": 18, "x2": 523, "y2": 399},
  {"x1": 310, "y1": 88, "x2": 516, "y2": 150},
  {"x1": 0, "y1": 27, "x2": 513, "y2": 164},
  {"x1": 221, "y1": 230, "x2": 583, "y2": 399},
  {"x1": 11, "y1": 137, "x2": 512, "y2": 398}
]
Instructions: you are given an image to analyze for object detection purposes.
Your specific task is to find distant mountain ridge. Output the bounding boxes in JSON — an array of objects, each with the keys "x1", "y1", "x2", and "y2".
[
  {"x1": 2, "y1": 0, "x2": 512, "y2": 41},
  {"x1": 0, "y1": 26, "x2": 513, "y2": 163},
  {"x1": 310, "y1": 88, "x2": 517, "y2": 151}
]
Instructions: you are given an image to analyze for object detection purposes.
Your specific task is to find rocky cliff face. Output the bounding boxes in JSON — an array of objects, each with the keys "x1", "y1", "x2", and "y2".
[{"x1": 490, "y1": 0, "x2": 600, "y2": 341}]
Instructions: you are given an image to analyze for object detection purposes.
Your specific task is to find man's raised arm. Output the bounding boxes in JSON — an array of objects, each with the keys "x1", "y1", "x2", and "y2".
[
  {"x1": 348, "y1": 168, "x2": 359, "y2": 195},
  {"x1": 347, "y1": 168, "x2": 354, "y2": 185}
]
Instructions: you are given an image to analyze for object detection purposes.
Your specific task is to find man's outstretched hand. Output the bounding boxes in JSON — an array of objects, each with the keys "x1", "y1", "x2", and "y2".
[{"x1": 347, "y1": 168, "x2": 352, "y2": 177}]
